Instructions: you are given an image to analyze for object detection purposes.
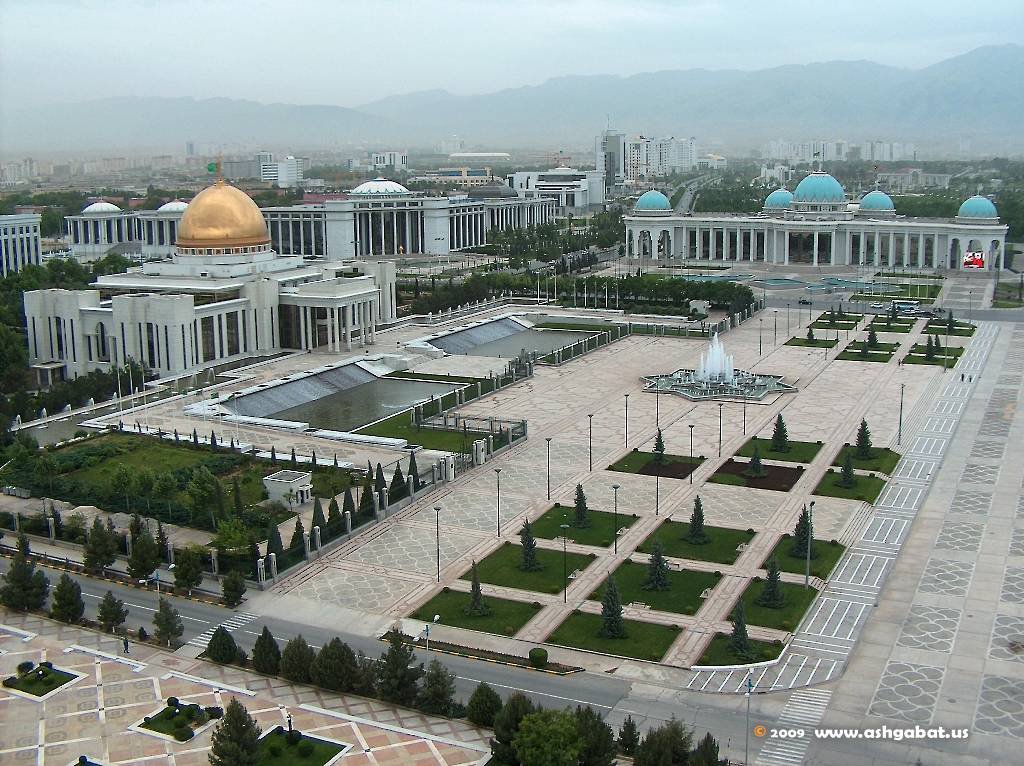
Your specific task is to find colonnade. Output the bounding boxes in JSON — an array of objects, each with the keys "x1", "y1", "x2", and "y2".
[{"x1": 290, "y1": 299, "x2": 377, "y2": 352}]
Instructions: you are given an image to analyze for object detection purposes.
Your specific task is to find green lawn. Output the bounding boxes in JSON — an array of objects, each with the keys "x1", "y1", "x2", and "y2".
[
  {"x1": 696, "y1": 634, "x2": 784, "y2": 666},
  {"x1": 260, "y1": 728, "x2": 344, "y2": 766},
  {"x1": 637, "y1": 520, "x2": 755, "y2": 565},
  {"x1": 545, "y1": 612, "x2": 680, "y2": 662},
  {"x1": 6, "y1": 664, "x2": 76, "y2": 696},
  {"x1": 868, "y1": 320, "x2": 915, "y2": 334},
  {"x1": 533, "y1": 321, "x2": 618, "y2": 333},
  {"x1": 832, "y1": 445, "x2": 901, "y2": 474},
  {"x1": 68, "y1": 435, "x2": 207, "y2": 486},
  {"x1": 740, "y1": 580, "x2": 819, "y2": 632},
  {"x1": 708, "y1": 473, "x2": 745, "y2": 486},
  {"x1": 836, "y1": 349, "x2": 895, "y2": 363},
  {"x1": 735, "y1": 438, "x2": 822, "y2": 464},
  {"x1": 908, "y1": 344, "x2": 964, "y2": 358},
  {"x1": 357, "y1": 413, "x2": 483, "y2": 453},
  {"x1": 465, "y1": 543, "x2": 594, "y2": 595},
  {"x1": 851, "y1": 293, "x2": 935, "y2": 305},
  {"x1": 875, "y1": 271, "x2": 944, "y2": 280},
  {"x1": 608, "y1": 450, "x2": 704, "y2": 475},
  {"x1": 924, "y1": 321, "x2": 976, "y2": 336},
  {"x1": 139, "y1": 702, "x2": 205, "y2": 736},
  {"x1": 903, "y1": 354, "x2": 962, "y2": 366},
  {"x1": 589, "y1": 561, "x2": 720, "y2": 616},
  {"x1": 410, "y1": 588, "x2": 539, "y2": 637},
  {"x1": 809, "y1": 320, "x2": 860, "y2": 330},
  {"x1": 785, "y1": 337, "x2": 839, "y2": 348},
  {"x1": 813, "y1": 469, "x2": 887, "y2": 503},
  {"x1": 764, "y1": 537, "x2": 847, "y2": 580},
  {"x1": 532, "y1": 504, "x2": 638, "y2": 548}
]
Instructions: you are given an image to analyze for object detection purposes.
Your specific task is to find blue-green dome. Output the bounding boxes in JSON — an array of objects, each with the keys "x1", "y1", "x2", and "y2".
[
  {"x1": 858, "y1": 190, "x2": 894, "y2": 211},
  {"x1": 634, "y1": 190, "x2": 671, "y2": 211},
  {"x1": 763, "y1": 188, "x2": 793, "y2": 209},
  {"x1": 793, "y1": 172, "x2": 846, "y2": 204},
  {"x1": 958, "y1": 195, "x2": 998, "y2": 219}
]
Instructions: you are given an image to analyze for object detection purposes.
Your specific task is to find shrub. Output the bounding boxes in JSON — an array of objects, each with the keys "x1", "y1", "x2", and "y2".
[
  {"x1": 2, "y1": 677, "x2": 15, "y2": 687},
  {"x1": 39, "y1": 661, "x2": 53, "y2": 669},
  {"x1": 286, "y1": 729, "x2": 302, "y2": 746},
  {"x1": 17, "y1": 661, "x2": 34, "y2": 675},
  {"x1": 143, "y1": 716, "x2": 151, "y2": 722},
  {"x1": 267, "y1": 743, "x2": 283, "y2": 757},
  {"x1": 173, "y1": 726, "x2": 194, "y2": 742},
  {"x1": 204, "y1": 706, "x2": 224, "y2": 719},
  {"x1": 297, "y1": 741, "x2": 314, "y2": 757},
  {"x1": 194, "y1": 710, "x2": 209, "y2": 726},
  {"x1": 166, "y1": 696, "x2": 178, "y2": 707},
  {"x1": 528, "y1": 648, "x2": 548, "y2": 669},
  {"x1": 183, "y1": 704, "x2": 198, "y2": 720},
  {"x1": 79, "y1": 757, "x2": 89, "y2": 765},
  {"x1": 138, "y1": 627, "x2": 149, "y2": 641}
]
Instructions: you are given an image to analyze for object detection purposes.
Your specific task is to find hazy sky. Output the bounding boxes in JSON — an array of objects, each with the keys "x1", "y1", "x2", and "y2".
[{"x1": 2, "y1": 0, "x2": 1022, "y2": 110}]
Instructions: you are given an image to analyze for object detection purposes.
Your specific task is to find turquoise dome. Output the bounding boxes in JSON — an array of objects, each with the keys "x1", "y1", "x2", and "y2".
[
  {"x1": 794, "y1": 172, "x2": 846, "y2": 204},
  {"x1": 763, "y1": 188, "x2": 793, "y2": 209},
  {"x1": 634, "y1": 190, "x2": 672, "y2": 211},
  {"x1": 958, "y1": 195, "x2": 998, "y2": 219},
  {"x1": 858, "y1": 190, "x2": 894, "y2": 211}
]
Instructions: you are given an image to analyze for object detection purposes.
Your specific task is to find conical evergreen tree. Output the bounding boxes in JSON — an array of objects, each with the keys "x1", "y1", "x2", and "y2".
[
  {"x1": 806, "y1": 325, "x2": 815, "y2": 343},
  {"x1": 358, "y1": 476, "x2": 375, "y2": 519},
  {"x1": 342, "y1": 487, "x2": 356, "y2": 521},
  {"x1": 464, "y1": 560, "x2": 492, "y2": 616},
  {"x1": 50, "y1": 573, "x2": 85, "y2": 623},
  {"x1": 408, "y1": 451, "x2": 421, "y2": 491},
  {"x1": 755, "y1": 557, "x2": 786, "y2": 609},
  {"x1": 232, "y1": 478, "x2": 244, "y2": 516},
  {"x1": 252, "y1": 626, "x2": 281, "y2": 675},
  {"x1": 288, "y1": 516, "x2": 305, "y2": 550},
  {"x1": 925, "y1": 334, "x2": 935, "y2": 359},
  {"x1": 126, "y1": 526, "x2": 160, "y2": 580},
  {"x1": 519, "y1": 519, "x2": 542, "y2": 571},
  {"x1": 839, "y1": 450, "x2": 857, "y2": 488},
  {"x1": 377, "y1": 631, "x2": 423, "y2": 707},
  {"x1": 598, "y1": 577, "x2": 627, "y2": 639},
  {"x1": 208, "y1": 698, "x2": 262, "y2": 766},
  {"x1": 618, "y1": 715, "x2": 640, "y2": 757},
  {"x1": 310, "y1": 637, "x2": 357, "y2": 692},
  {"x1": 771, "y1": 414, "x2": 789, "y2": 452},
  {"x1": 97, "y1": 590, "x2": 128, "y2": 632},
  {"x1": 280, "y1": 635, "x2": 315, "y2": 683},
  {"x1": 856, "y1": 418, "x2": 873, "y2": 459},
  {"x1": 730, "y1": 600, "x2": 753, "y2": 661},
  {"x1": 152, "y1": 597, "x2": 183, "y2": 647},
  {"x1": 653, "y1": 428, "x2": 666, "y2": 463},
  {"x1": 207, "y1": 626, "x2": 239, "y2": 664},
  {"x1": 691, "y1": 732, "x2": 722, "y2": 766},
  {"x1": 642, "y1": 541, "x2": 670, "y2": 591},
  {"x1": 745, "y1": 444, "x2": 766, "y2": 477},
  {"x1": 222, "y1": 570, "x2": 246, "y2": 608},
  {"x1": 388, "y1": 464, "x2": 407, "y2": 502},
  {"x1": 266, "y1": 522, "x2": 284, "y2": 558},
  {"x1": 572, "y1": 483, "x2": 590, "y2": 528},
  {"x1": 789, "y1": 505, "x2": 815, "y2": 559},
  {"x1": 311, "y1": 497, "x2": 327, "y2": 532},
  {"x1": 0, "y1": 552, "x2": 49, "y2": 611},
  {"x1": 687, "y1": 495, "x2": 709, "y2": 544},
  {"x1": 328, "y1": 496, "x2": 342, "y2": 525},
  {"x1": 867, "y1": 327, "x2": 878, "y2": 348},
  {"x1": 375, "y1": 463, "x2": 387, "y2": 495},
  {"x1": 155, "y1": 520, "x2": 169, "y2": 563}
]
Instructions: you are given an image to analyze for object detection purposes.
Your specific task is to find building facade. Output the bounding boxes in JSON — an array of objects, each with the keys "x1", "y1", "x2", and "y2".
[
  {"x1": 876, "y1": 168, "x2": 953, "y2": 193},
  {"x1": 373, "y1": 151, "x2": 408, "y2": 171},
  {"x1": 65, "y1": 200, "x2": 188, "y2": 262},
  {"x1": 595, "y1": 129, "x2": 626, "y2": 194},
  {"x1": 506, "y1": 167, "x2": 605, "y2": 214},
  {"x1": 26, "y1": 181, "x2": 397, "y2": 382},
  {"x1": 623, "y1": 172, "x2": 1007, "y2": 270},
  {"x1": 1, "y1": 213, "x2": 42, "y2": 276}
]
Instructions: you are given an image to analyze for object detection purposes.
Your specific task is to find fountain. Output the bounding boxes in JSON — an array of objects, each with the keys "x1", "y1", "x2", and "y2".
[{"x1": 642, "y1": 333, "x2": 796, "y2": 402}]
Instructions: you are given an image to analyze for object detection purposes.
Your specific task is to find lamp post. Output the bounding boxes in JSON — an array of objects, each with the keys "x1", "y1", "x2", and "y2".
[
  {"x1": 718, "y1": 403, "x2": 724, "y2": 457},
  {"x1": 897, "y1": 383, "x2": 905, "y2": 445},
  {"x1": 612, "y1": 483, "x2": 620, "y2": 554},
  {"x1": 494, "y1": 468, "x2": 502, "y2": 537},
  {"x1": 758, "y1": 318, "x2": 763, "y2": 355},
  {"x1": 773, "y1": 309, "x2": 779, "y2": 345},
  {"x1": 742, "y1": 391, "x2": 747, "y2": 435},
  {"x1": 786, "y1": 302, "x2": 791, "y2": 333},
  {"x1": 688, "y1": 424, "x2": 695, "y2": 484},
  {"x1": 623, "y1": 393, "x2": 629, "y2": 447},
  {"x1": 560, "y1": 523, "x2": 570, "y2": 603},
  {"x1": 588, "y1": 414, "x2": 594, "y2": 471},
  {"x1": 804, "y1": 500, "x2": 815, "y2": 588},
  {"x1": 545, "y1": 438, "x2": 552, "y2": 500},
  {"x1": 744, "y1": 674, "x2": 754, "y2": 766},
  {"x1": 434, "y1": 506, "x2": 442, "y2": 582}
]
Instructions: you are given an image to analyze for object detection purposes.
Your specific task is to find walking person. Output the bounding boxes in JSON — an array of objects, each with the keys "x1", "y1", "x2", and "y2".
[{"x1": 122, "y1": 636, "x2": 130, "y2": 655}]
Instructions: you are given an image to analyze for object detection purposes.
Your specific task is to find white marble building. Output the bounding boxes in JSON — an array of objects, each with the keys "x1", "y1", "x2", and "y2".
[
  {"x1": 1, "y1": 213, "x2": 42, "y2": 276},
  {"x1": 624, "y1": 172, "x2": 1007, "y2": 270},
  {"x1": 25, "y1": 181, "x2": 397, "y2": 381},
  {"x1": 65, "y1": 200, "x2": 188, "y2": 262}
]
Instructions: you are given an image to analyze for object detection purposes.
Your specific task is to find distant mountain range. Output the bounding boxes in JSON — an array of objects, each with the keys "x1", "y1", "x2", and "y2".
[{"x1": 3, "y1": 45, "x2": 1022, "y2": 154}]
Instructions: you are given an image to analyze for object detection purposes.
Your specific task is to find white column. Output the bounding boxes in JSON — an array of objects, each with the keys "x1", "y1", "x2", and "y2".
[
  {"x1": 343, "y1": 304, "x2": 351, "y2": 350},
  {"x1": 812, "y1": 231, "x2": 819, "y2": 266},
  {"x1": 784, "y1": 230, "x2": 790, "y2": 265},
  {"x1": 829, "y1": 231, "x2": 836, "y2": 265},
  {"x1": 888, "y1": 232, "x2": 895, "y2": 268}
]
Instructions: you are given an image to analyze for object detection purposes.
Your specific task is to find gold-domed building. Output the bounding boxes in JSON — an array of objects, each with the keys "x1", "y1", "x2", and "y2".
[{"x1": 24, "y1": 181, "x2": 397, "y2": 381}]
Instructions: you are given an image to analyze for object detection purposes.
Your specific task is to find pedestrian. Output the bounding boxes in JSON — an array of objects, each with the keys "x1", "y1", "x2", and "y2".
[
  {"x1": 961, "y1": 373, "x2": 965, "y2": 382},
  {"x1": 122, "y1": 636, "x2": 130, "y2": 655}
]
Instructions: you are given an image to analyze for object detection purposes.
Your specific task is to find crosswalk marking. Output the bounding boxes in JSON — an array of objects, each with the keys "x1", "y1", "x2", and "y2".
[
  {"x1": 755, "y1": 689, "x2": 833, "y2": 766},
  {"x1": 186, "y1": 613, "x2": 259, "y2": 649}
]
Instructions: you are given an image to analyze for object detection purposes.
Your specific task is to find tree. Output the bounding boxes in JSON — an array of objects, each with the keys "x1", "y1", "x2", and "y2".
[
  {"x1": 174, "y1": 545, "x2": 204, "y2": 595},
  {"x1": 756, "y1": 557, "x2": 786, "y2": 609},
  {"x1": 329, "y1": 495, "x2": 343, "y2": 526},
  {"x1": 691, "y1": 732, "x2": 722, "y2": 766},
  {"x1": 290, "y1": 447, "x2": 297, "y2": 468},
  {"x1": 642, "y1": 541, "x2": 670, "y2": 591},
  {"x1": 839, "y1": 450, "x2": 857, "y2": 489},
  {"x1": 464, "y1": 560, "x2": 492, "y2": 616},
  {"x1": 572, "y1": 483, "x2": 590, "y2": 528},
  {"x1": 186, "y1": 465, "x2": 221, "y2": 529},
  {"x1": 136, "y1": 468, "x2": 156, "y2": 513},
  {"x1": 634, "y1": 719, "x2": 693, "y2": 766},
  {"x1": 417, "y1": 658, "x2": 457, "y2": 716},
  {"x1": 519, "y1": 519, "x2": 542, "y2": 571},
  {"x1": 208, "y1": 698, "x2": 262, "y2": 766},
  {"x1": 153, "y1": 597, "x2": 183, "y2": 647},
  {"x1": 687, "y1": 494, "x2": 708, "y2": 544},
  {"x1": 771, "y1": 414, "x2": 789, "y2": 452},
  {"x1": 408, "y1": 451, "x2": 422, "y2": 491},
  {"x1": 311, "y1": 498, "x2": 327, "y2": 532},
  {"x1": 352, "y1": 650, "x2": 378, "y2": 697},
  {"x1": 947, "y1": 309, "x2": 955, "y2": 334},
  {"x1": 925, "y1": 334, "x2": 935, "y2": 360},
  {"x1": 266, "y1": 522, "x2": 284, "y2": 558},
  {"x1": 310, "y1": 637, "x2": 357, "y2": 692},
  {"x1": 288, "y1": 516, "x2": 305, "y2": 550},
  {"x1": 232, "y1": 478, "x2": 244, "y2": 517},
  {"x1": 50, "y1": 573, "x2": 85, "y2": 623},
  {"x1": 653, "y1": 428, "x2": 666, "y2": 463},
  {"x1": 466, "y1": 682, "x2": 503, "y2": 727},
  {"x1": 252, "y1": 627, "x2": 281, "y2": 675},
  {"x1": 377, "y1": 631, "x2": 424, "y2": 706},
  {"x1": 222, "y1": 570, "x2": 246, "y2": 608},
  {"x1": 806, "y1": 325, "x2": 815, "y2": 343},
  {"x1": 492, "y1": 692, "x2": 536, "y2": 765},
  {"x1": 789, "y1": 505, "x2": 815, "y2": 559},
  {"x1": 374, "y1": 463, "x2": 387, "y2": 495},
  {"x1": 358, "y1": 475, "x2": 375, "y2": 519},
  {"x1": 856, "y1": 418, "x2": 873, "y2": 459},
  {"x1": 1, "y1": 551, "x2": 51, "y2": 611},
  {"x1": 280, "y1": 635, "x2": 316, "y2": 683},
  {"x1": 575, "y1": 705, "x2": 616, "y2": 766},
  {"x1": 98, "y1": 590, "x2": 128, "y2": 633},
  {"x1": 155, "y1": 520, "x2": 169, "y2": 562},
  {"x1": 745, "y1": 443, "x2": 766, "y2": 478},
  {"x1": 207, "y1": 626, "x2": 238, "y2": 664},
  {"x1": 617, "y1": 715, "x2": 640, "y2": 757},
  {"x1": 867, "y1": 326, "x2": 878, "y2": 348},
  {"x1": 154, "y1": 473, "x2": 178, "y2": 519},
  {"x1": 111, "y1": 463, "x2": 136, "y2": 512},
  {"x1": 598, "y1": 577, "x2": 626, "y2": 639},
  {"x1": 730, "y1": 600, "x2": 752, "y2": 661},
  {"x1": 389, "y1": 464, "x2": 407, "y2": 503},
  {"x1": 513, "y1": 709, "x2": 581, "y2": 766},
  {"x1": 126, "y1": 526, "x2": 160, "y2": 581}
]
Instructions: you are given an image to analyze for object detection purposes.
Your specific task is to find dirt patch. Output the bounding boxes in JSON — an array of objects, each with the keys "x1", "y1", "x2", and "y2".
[
  {"x1": 711, "y1": 459, "x2": 804, "y2": 491},
  {"x1": 636, "y1": 459, "x2": 699, "y2": 480}
]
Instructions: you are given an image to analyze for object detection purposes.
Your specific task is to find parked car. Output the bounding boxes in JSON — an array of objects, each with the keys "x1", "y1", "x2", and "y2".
[
  {"x1": 870, "y1": 302, "x2": 886, "y2": 309},
  {"x1": 798, "y1": 298, "x2": 813, "y2": 305}
]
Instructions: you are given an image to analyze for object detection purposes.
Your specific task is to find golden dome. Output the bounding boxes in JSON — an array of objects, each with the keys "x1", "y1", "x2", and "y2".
[{"x1": 176, "y1": 180, "x2": 270, "y2": 249}]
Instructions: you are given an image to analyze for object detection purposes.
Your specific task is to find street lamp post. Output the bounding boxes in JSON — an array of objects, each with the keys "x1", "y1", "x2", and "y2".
[
  {"x1": 588, "y1": 414, "x2": 594, "y2": 471},
  {"x1": 773, "y1": 309, "x2": 778, "y2": 345},
  {"x1": 745, "y1": 675, "x2": 754, "y2": 766},
  {"x1": 786, "y1": 302, "x2": 791, "y2": 333},
  {"x1": 758, "y1": 318, "x2": 763, "y2": 355},
  {"x1": 435, "y1": 506, "x2": 442, "y2": 582},
  {"x1": 688, "y1": 424, "x2": 695, "y2": 484},
  {"x1": 804, "y1": 500, "x2": 815, "y2": 588},
  {"x1": 545, "y1": 437, "x2": 552, "y2": 500},
  {"x1": 742, "y1": 391, "x2": 747, "y2": 435},
  {"x1": 612, "y1": 484, "x2": 620, "y2": 554},
  {"x1": 897, "y1": 383, "x2": 905, "y2": 445},
  {"x1": 623, "y1": 393, "x2": 629, "y2": 447},
  {"x1": 494, "y1": 468, "x2": 502, "y2": 537},
  {"x1": 718, "y1": 403, "x2": 724, "y2": 457},
  {"x1": 560, "y1": 523, "x2": 570, "y2": 603}
]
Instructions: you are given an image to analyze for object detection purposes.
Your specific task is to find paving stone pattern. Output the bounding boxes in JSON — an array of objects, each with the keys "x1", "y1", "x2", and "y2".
[
  {"x1": 868, "y1": 661, "x2": 944, "y2": 724},
  {"x1": 896, "y1": 605, "x2": 962, "y2": 653}
]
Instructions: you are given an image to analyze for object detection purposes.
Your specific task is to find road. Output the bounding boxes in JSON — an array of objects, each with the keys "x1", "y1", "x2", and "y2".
[
  {"x1": 671, "y1": 174, "x2": 716, "y2": 214},
  {"x1": 761, "y1": 294, "x2": 1024, "y2": 323}
]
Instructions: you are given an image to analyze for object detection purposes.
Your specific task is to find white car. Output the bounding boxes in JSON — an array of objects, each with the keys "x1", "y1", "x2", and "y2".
[{"x1": 870, "y1": 302, "x2": 885, "y2": 309}]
